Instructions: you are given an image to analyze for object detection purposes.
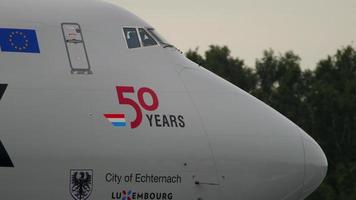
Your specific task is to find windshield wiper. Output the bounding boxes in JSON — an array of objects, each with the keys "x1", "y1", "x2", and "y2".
[
  {"x1": 162, "y1": 43, "x2": 174, "y2": 48},
  {"x1": 162, "y1": 43, "x2": 183, "y2": 54}
]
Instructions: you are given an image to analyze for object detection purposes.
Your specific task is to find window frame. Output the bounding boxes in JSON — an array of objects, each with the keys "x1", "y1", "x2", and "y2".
[
  {"x1": 138, "y1": 28, "x2": 158, "y2": 47},
  {"x1": 123, "y1": 27, "x2": 141, "y2": 49},
  {"x1": 123, "y1": 27, "x2": 159, "y2": 49}
]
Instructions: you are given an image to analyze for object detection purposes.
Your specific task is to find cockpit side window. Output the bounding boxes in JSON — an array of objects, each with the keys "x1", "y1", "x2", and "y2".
[
  {"x1": 147, "y1": 28, "x2": 173, "y2": 48},
  {"x1": 138, "y1": 28, "x2": 157, "y2": 47},
  {"x1": 123, "y1": 28, "x2": 140, "y2": 49}
]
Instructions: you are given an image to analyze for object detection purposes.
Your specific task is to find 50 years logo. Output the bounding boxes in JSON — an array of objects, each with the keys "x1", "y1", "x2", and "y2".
[{"x1": 104, "y1": 85, "x2": 185, "y2": 129}]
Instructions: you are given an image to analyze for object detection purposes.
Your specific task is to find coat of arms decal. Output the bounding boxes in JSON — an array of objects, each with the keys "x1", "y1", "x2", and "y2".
[{"x1": 70, "y1": 169, "x2": 93, "y2": 200}]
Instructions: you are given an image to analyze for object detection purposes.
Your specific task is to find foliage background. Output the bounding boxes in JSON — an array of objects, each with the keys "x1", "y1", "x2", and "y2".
[{"x1": 186, "y1": 45, "x2": 356, "y2": 200}]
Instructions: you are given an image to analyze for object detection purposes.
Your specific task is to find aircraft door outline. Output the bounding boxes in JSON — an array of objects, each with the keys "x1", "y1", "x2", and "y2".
[{"x1": 61, "y1": 23, "x2": 93, "y2": 75}]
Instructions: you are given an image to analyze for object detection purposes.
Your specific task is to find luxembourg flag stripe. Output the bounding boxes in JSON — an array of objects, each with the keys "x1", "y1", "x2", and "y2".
[
  {"x1": 108, "y1": 118, "x2": 126, "y2": 123},
  {"x1": 104, "y1": 114, "x2": 125, "y2": 118},
  {"x1": 112, "y1": 122, "x2": 126, "y2": 127},
  {"x1": 104, "y1": 113, "x2": 126, "y2": 127}
]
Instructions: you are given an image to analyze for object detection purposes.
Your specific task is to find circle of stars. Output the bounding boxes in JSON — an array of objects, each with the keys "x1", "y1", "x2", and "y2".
[{"x1": 8, "y1": 31, "x2": 29, "y2": 51}]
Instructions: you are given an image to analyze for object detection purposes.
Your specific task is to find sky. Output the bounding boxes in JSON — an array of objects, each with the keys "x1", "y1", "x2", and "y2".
[{"x1": 111, "y1": 0, "x2": 356, "y2": 69}]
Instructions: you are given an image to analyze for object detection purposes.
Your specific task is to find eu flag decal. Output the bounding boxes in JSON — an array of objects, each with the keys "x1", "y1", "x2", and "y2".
[{"x1": 0, "y1": 28, "x2": 40, "y2": 53}]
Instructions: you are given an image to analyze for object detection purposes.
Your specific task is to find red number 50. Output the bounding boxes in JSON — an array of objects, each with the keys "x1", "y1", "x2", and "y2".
[{"x1": 116, "y1": 86, "x2": 159, "y2": 129}]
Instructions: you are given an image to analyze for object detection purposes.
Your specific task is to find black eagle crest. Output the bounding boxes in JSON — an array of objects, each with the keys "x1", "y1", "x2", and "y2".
[{"x1": 70, "y1": 170, "x2": 93, "y2": 200}]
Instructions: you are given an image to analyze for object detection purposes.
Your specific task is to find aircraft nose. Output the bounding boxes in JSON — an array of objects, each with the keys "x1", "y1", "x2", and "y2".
[{"x1": 300, "y1": 131, "x2": 328, "y2": 198}]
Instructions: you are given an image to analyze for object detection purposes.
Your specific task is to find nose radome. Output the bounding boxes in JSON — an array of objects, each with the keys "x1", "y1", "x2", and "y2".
[{"x1": 300, "y1": 131, "x2": 328, "y2": 199}]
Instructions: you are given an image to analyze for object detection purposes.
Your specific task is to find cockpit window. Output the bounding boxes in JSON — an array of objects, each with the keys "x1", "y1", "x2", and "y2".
[
  {"x1": 147, "y1": 28, "x2": 173, "y2": 48},
  {"x1": 123, "y1": 28, "x2": 140, "y2": 49},
  {"x1": 123, "y1": 27, "x2": 174, "y2": 49},
  {"x1": 138, "y1": 28, "x2": 157, "y2": 47}
]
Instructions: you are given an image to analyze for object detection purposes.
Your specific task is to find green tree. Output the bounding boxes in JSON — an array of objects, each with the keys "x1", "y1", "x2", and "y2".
[
  {"x1": 307, "y1": 46, "x2": 356, "y2": 200},
  {"x1": 252, "y1": 50, "x2": 310, "y2": 127},
  {"x1": 185, "y1": 48, "x2": 205, "y2": 66}
]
